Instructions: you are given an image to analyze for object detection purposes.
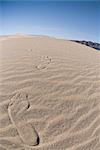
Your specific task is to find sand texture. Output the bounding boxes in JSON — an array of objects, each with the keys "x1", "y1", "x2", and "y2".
[{"x1": 0, "y1": 35, "x2": 100, "y2": 150}]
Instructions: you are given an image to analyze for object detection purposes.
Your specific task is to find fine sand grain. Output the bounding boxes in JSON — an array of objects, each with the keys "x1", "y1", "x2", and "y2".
[{"x1": 0, "y1": 35, "x2": 100, "y2": 150}]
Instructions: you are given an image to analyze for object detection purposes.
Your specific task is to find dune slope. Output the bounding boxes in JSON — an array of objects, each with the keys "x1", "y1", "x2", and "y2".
[{"x1": 0, "y1": 35, "x2": 100, "y2": 150}]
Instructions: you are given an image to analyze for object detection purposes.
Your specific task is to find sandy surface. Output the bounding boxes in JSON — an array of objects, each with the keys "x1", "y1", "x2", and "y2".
[{"x1": 0, "y1": 35, "x2": 100, "y2": 150}]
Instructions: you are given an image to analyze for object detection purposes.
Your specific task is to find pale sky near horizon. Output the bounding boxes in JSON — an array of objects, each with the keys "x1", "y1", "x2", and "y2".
[{"x1": 0, "y1": 0, "x2": 100, "y2": 42}]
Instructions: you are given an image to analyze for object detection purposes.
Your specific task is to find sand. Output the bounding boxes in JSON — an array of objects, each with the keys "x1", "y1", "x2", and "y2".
[{"x1": 0, "y1": 35, "x2": 100, "y2": 150}]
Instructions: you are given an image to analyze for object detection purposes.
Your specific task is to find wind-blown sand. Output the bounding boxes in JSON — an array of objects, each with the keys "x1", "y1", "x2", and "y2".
[{"x1": 0, "y1": 35, "x2": 100, "y2": 150}]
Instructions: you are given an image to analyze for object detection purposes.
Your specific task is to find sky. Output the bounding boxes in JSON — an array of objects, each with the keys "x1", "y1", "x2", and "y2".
[{"x1": 0, "y1": 0, "x2": 100, "y2": 42}]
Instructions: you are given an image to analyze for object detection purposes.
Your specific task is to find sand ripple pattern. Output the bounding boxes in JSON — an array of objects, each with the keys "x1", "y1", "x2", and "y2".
[{"x1": 0, "y1": 36, "x2": 100, "y2": 150}]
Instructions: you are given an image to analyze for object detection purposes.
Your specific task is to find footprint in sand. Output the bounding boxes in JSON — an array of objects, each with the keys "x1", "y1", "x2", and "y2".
[
  {"x1": 8, "y1": 92, "x2": 39, "y2": 146},
  {"x1": 35, "y1": 56, "x2": 52, "y2": 70}
]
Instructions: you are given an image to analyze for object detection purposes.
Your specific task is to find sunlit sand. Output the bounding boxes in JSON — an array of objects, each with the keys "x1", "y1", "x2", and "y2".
[{"x1": 0, "y1": 35, "x2": 100, "y2": 150}]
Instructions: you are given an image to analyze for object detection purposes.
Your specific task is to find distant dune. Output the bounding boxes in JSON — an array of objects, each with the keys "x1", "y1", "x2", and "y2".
[{"x1": 0, "y1": 35, "x2": 100, "y2": 150}]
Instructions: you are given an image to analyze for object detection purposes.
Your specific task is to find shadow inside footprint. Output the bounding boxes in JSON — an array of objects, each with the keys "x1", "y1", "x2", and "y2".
[{"x1": 37, "y1": 136, "x2": 40, "y2": 145}]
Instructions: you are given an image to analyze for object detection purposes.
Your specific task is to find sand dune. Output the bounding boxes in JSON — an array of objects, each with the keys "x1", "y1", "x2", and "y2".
[{"x1": 0, "y1": 35, "x2": 100, "y2": 150}]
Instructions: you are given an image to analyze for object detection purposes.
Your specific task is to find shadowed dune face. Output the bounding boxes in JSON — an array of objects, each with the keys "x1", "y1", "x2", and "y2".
[{"x1": 0, "y1": 35, "x2": 100, "y2": 150}]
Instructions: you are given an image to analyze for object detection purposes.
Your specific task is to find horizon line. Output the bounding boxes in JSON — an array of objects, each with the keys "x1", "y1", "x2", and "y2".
[{"x1": 0, "y1": 33, "x2": 99, "y2": 44}]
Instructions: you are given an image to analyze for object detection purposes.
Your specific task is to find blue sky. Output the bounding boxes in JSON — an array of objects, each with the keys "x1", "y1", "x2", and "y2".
[{"x1": 0, "y1": 0, "x2": 100, "y2": 42}]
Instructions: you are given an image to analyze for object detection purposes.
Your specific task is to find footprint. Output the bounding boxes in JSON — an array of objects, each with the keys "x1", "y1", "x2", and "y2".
[
  {"x1": 35, "y1": 56, "x2": 52, "y2": 70},
  {"x1": 8, "y1": 92, "x2": 39, "y2": 146}
]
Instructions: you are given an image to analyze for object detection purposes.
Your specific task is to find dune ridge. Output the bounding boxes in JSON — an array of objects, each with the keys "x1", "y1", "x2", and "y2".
[{"x1": 0, "y1": 35, "x2": 100, "y2": 150}]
